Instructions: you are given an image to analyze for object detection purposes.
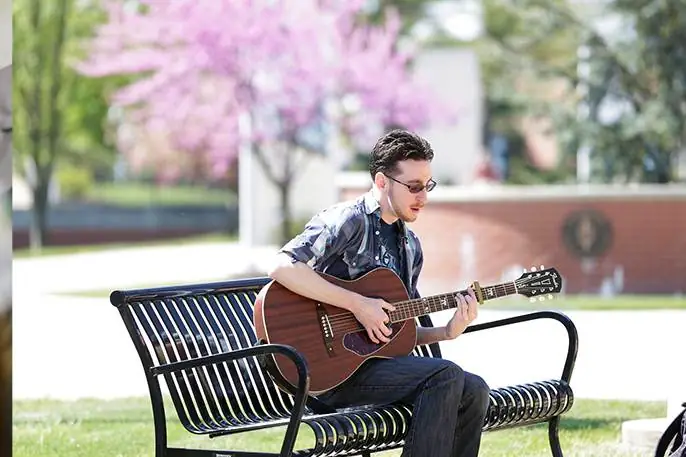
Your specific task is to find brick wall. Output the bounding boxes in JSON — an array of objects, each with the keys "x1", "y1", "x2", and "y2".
[{"x1": 338, "y1": 176, "x2": 686, "y2": 295}]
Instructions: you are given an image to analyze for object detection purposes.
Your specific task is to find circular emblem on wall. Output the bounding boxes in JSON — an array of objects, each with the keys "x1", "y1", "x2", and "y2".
[{"x1": 562, "y1": 209, "x2": 613, "y2": 258}]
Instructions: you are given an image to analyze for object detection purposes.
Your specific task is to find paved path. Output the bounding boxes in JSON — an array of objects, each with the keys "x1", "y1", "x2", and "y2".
[{"x1": 12, "y1": 243, "x2": 686, "y2": 404}]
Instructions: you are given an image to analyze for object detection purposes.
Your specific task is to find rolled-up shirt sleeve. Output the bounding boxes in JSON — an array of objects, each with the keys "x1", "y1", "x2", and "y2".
[{"x1": 280, "y1": 208, "x2": 360, "y2": 269}]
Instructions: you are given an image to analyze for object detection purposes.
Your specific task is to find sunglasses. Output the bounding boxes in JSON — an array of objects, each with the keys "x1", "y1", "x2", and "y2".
[{"x1": 384, "y1": 174, "x2": 437, "y2": 193}]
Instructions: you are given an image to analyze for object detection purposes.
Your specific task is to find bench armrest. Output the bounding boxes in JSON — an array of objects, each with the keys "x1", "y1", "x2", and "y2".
[
  {"x1": 150, "y1": 343, "x2": 310, "y2": 457},
  {"x1": 463, "y1": 310, "x2": 578, "y2": 383}
]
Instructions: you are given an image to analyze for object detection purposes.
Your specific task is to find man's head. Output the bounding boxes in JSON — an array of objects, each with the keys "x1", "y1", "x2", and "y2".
[{"x1": 369, "y1": 129, "x2": 435, "y2": 223}]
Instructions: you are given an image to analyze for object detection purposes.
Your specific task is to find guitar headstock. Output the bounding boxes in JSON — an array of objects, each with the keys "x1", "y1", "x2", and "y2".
[{"x1": 515, "y1": 266, "x2": 562, "y2": 302}]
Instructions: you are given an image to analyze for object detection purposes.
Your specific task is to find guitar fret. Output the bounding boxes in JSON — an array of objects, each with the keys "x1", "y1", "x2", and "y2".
[{"x1": 389, "y1": 281, "x2": 520, "y2": 323}]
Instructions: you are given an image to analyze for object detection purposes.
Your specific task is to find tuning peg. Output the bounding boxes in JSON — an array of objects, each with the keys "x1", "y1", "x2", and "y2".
[
  {"x1": 540, "y1": 265, "x2": 545, "y2": 270},
  {"x1": 530, "y1": 297, "x2": 536, "y2": 303},
  {"x1": 530, "y1": 266, "x2": 537, "y2": 272},
  {"x1": 547, "y1": 294, "x2": 553, "y2": 300},
  {"x1": 522, "y1": 268, "x2": 527, "y2": 273},
  {"x1": 538, "y1": 296, "x2": 545, "y2": 302}
]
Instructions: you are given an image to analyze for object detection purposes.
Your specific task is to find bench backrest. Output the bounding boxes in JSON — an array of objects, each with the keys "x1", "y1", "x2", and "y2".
[{"x1": 111, "y1": 277, "x2": 441, "y2": 431}]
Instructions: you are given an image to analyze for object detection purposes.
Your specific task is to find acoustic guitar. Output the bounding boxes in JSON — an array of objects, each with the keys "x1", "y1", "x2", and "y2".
[{"x1": 254, "y1": 266, "x2": 562, "y2": 394}]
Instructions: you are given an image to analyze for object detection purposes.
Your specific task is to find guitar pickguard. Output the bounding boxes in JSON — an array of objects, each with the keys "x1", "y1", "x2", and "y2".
[{"x1": 342, "y1": 322, "x2": 404, "y2": 356}]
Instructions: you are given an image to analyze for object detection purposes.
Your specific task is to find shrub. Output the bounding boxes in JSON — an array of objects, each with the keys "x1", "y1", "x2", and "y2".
[{"x1": 57, "y1": 166, "x2": 94, "y2": 201}]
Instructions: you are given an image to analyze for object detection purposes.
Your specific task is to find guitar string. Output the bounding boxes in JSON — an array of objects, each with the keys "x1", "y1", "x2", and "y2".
[
  {"x1": 324, "y1": 282, "x2": 517, "y2": 327},
  {"x1": 328, "y1": 291, "x2": 550, "y2": 334},
  {"x1": 324, "y1": 292, "x2": 463, "y2": 326},
  {"x1": 326, "y1": 283, "x2": 520, "y2": 333},
  {"x1": 325, "y1": 277, "x2": 555, "y2": 334},
  {"x1": 324, "y1": 282, "x2": 517, "y2": 326}
]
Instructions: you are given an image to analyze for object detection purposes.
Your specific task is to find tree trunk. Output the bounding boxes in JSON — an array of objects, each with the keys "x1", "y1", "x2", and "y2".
[
  {"x1": 29, "y1": 179, "x2": 49, "y2": 251},
  {"x1": 278, "y1": 180, "x2": 292, "y2": 246},
  {"x1": 23, "y1": 0, "x2": 69, "y2": 251}
]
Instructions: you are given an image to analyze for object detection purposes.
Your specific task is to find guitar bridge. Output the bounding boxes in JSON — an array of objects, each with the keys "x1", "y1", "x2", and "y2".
[{"x1": 316, "y1": 303, "x2": 335, "y2": 357}]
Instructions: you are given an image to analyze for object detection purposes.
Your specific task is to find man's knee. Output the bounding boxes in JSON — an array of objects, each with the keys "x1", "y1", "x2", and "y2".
[
  {"x1": 466, "y1": 373, "x2": 491, "y2": 412},
  {"x1": 435, "y1": 359, "x2": 465, "y2": 383}
]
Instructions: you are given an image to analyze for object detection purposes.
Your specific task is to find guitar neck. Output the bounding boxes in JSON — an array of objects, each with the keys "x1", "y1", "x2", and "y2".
[{"x1": 387, "y1": 282, "x2": 517, "y2": 323}]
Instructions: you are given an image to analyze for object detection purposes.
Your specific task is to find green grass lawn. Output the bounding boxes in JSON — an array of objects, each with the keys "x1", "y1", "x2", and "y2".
[
  {"x1": 86, "y1": 182, "x2": 238, "y2": 207},
  {"x1": 13, "y1": 397, "x2": 665, "y2": 457},
  {"x1": 486, "y1": 294, "x2": 686, "y2": 311}
]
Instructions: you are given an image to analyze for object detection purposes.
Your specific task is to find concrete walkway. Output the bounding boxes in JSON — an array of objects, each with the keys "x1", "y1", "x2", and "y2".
[{"x1": 12, "y1": 242, "x2": 686, "y2": 406}]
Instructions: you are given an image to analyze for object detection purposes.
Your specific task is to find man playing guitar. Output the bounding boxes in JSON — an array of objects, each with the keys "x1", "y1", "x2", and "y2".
[{"x1": 267, "y1": 129, "x2": 489, "y2": 457}]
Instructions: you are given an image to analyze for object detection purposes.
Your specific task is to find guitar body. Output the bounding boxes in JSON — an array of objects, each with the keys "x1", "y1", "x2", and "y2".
[{"x1": 254, "y1": 268, "x2": 417, "y2": 394}]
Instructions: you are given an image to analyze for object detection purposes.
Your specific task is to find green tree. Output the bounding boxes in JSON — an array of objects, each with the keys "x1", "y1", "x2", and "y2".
[
  {"x1": 480, "y1": 0, "x2": 686, "y2": 183},
  {"x1": 13, "y1": 0, "x2": 115, "y2": 249},
  {"x1": 476, "y1": 0, "x2": 581, "y2": 183},
  {"x1": 365, "y1": 0, "x2": 432, "y2": 32},
  {"x1": 584, "y1": 0, "x2": 686, "y2": 182}
]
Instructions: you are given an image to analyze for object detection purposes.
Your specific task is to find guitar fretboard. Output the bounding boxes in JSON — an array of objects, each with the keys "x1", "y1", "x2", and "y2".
[{"x1": 387, "y1": 282, "x2": 516, "y2": 323}]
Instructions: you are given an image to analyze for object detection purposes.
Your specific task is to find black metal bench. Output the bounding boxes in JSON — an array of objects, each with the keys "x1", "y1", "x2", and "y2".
[{"x1": 110, "y1": 276, "x2": 578, "y2": 457}]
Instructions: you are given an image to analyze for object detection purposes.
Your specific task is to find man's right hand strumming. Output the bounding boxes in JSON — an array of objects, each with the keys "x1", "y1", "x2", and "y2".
[{"x1": 351, "y1": 295, "x2": 396, "y2": 344}]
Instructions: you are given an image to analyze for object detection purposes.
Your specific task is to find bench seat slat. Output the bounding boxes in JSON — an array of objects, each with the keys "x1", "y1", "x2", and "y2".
[{"x1": 208, "y1": 380, "x2": 571, "y2": 456}]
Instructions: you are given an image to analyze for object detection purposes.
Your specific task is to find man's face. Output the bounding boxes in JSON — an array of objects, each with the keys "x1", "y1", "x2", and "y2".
[{"x1": 385, "y1": 159, "x2": 434, "y2": 223}]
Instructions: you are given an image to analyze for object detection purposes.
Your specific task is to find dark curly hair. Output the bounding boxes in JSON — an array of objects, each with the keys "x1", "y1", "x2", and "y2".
[{"x1": 369, "y1": 129, "x2": 434, "y2": 179}]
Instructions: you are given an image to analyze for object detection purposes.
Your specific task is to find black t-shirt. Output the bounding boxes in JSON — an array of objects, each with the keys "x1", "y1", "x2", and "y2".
[{"x1": 378, "y1": 219, "x2": 406, "y2": 284}]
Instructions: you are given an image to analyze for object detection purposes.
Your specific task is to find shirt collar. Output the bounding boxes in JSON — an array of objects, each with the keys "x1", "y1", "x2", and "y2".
[
  {"x1": 363, "y1": 190, "x2": 380, "y2": 215},
  {"x1": 362, "y1": 190, "x2": 408, "y2": 236}
]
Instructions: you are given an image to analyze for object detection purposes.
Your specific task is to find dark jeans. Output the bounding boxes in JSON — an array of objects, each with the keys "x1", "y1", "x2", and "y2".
[{"x1": 318, "y1": 356, "x2": 490, "y2": 457}]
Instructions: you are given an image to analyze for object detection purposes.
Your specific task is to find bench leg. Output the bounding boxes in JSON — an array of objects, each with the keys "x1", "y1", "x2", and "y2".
[{"x1": 547, "y1": 416, "x2": 563, "y2": 457}]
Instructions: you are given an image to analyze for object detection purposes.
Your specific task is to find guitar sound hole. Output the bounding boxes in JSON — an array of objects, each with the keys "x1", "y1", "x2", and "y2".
[{"x1": 342, "y1": 322, "x2": 403, "y2": 356}]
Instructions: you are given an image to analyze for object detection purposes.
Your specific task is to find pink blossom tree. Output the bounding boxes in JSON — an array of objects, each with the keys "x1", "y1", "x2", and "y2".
[{"x1": 78, "y1": 0, "x2": 450, "y2": 242}]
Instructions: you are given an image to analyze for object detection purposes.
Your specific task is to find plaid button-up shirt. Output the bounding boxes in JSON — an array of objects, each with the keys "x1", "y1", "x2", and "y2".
[{"x1": 280, "y1": 191, "x2": 423, "y2": 299}]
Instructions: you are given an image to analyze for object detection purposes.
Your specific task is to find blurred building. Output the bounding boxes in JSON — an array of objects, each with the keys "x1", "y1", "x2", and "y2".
[{"x1": 414, "y1": 47, "x2": 483, "y2": 186}]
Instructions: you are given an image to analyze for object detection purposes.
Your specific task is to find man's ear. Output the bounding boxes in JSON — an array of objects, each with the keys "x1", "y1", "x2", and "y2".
[{"x1": 373, "y1": 172, "x2": 386, "y2": 189}]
